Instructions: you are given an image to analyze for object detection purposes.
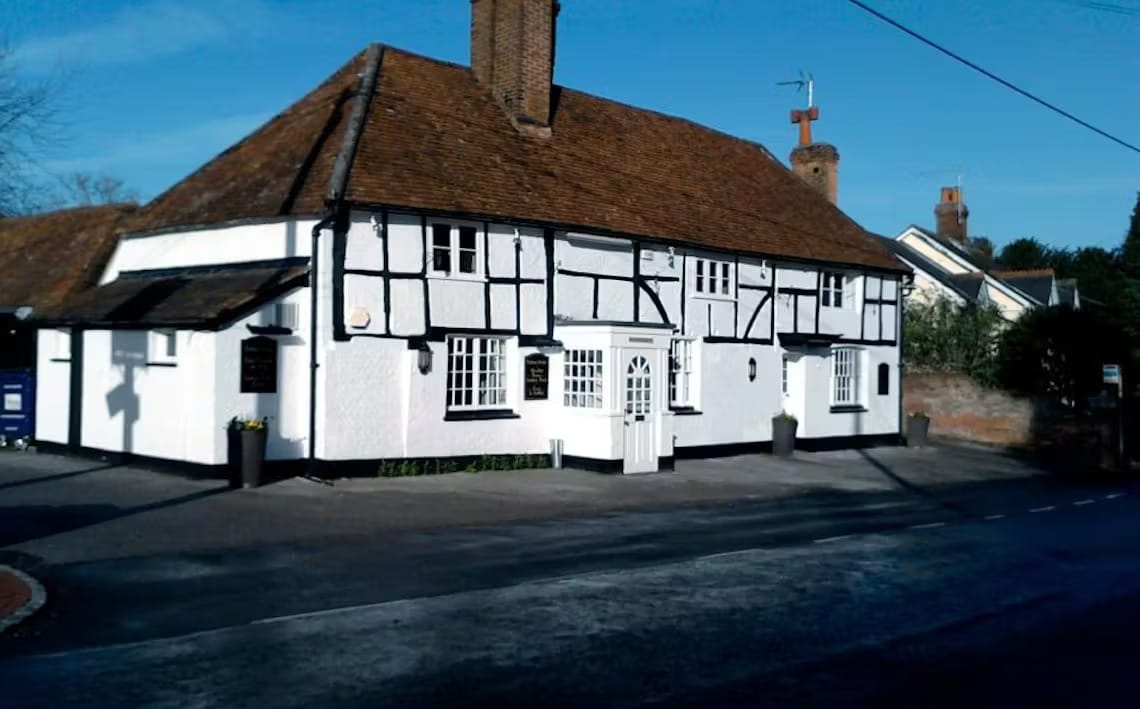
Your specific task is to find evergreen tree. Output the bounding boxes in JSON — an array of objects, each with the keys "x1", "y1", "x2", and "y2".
[
  {"x1": 1121, "y1": 192, "x2": 1140, "y2": 278},
  {"x1": 997, "y1": 237, "x2": 1052, "y2": 270}
]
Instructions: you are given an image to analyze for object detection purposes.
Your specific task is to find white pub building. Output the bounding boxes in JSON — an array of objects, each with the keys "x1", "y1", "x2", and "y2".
[{"x1": 36, "y1": 1, "x2": 906, "y2": 476}]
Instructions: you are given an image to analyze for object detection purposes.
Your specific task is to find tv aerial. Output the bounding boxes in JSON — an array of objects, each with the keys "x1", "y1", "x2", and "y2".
[{"x1": 777, "y1": 70, "x2": 815, "y2": 108}]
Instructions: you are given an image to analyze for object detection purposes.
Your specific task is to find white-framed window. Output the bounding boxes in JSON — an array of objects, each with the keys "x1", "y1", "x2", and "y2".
[
  {"x1": 149, "y1": 330, "x2": 178, "y2": 364},
  {"x1": 781, "y1": 355, "x2": 789, "y2": 397},
  {"x1": 831, "y1": 347, "x2": 862, "y2": 406},
  {"x1": 446, "y1": 336, "x2": 507, "y2": 410},
  {"x1": 694, "y1": 258, "x2": 732, "y2": 296},
  {"x1": 430, "y1": 222, "x2": 482, "y2": 277},
  {"x1": 669, "y1": 338, "x2": 695, "y2": 408},
  {"x1": 564, "y1": 349, "x2": 603, "y2": 408},
  {"x1": 821, "y1": 272, "x2": 845, "y2": 308}
]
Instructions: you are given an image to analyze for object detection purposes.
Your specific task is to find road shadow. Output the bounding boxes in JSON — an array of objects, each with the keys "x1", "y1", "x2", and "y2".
[
  {"x1": 0, "y1": 486, "x2": 229, "y2": 547},
  {"x1": 0, "y1": 463, "x2": 121, "y2": 492}
]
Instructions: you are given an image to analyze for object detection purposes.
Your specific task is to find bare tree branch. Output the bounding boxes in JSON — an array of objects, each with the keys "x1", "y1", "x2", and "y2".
[{"x1": 0, "y1": 41, "x2": 66, "y2": 216}]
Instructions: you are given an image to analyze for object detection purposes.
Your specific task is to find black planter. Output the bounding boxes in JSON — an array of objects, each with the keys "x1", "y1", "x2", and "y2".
[
  {"x1": 772, "y1": 416, "x2": 798, "y2": 457},
  {"x1": 906, "y1": 415, "x2": 931, "y2": 447},
  {"x1": 240, "y1": 429, "x2": 268, "y2": 488},
  {"x1": 225, "y1": 426, "x2": 242, "y2": 489}
]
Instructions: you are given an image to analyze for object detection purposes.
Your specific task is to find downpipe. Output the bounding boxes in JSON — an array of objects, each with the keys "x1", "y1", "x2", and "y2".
[{"x1": 306, "y1": 212, "x2": 337, "y2": 482}]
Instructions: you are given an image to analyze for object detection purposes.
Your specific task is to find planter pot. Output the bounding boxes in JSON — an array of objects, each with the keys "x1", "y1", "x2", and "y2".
[
  {"x1": 240, "y1": 429, "x2": 268, "y2": 488},
  {"x1": 225, "y1": 427, "x2": 242, "y2": 489},
  {"x1": 772, "y1": 417, "x2": 798, "y2": 457},
  {"x1": 906, "y1": 415, "x2": 931, "y2": 448}
]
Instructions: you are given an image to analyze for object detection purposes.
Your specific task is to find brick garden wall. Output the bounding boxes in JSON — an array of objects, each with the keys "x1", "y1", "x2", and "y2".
[{"x1": 903, "y1": 372, "x2": 1087, "y2": 449}]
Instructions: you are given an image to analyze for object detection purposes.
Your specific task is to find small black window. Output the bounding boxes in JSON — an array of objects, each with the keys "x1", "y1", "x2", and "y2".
[
  {"x1": 695, "y1": 260, "x2": 704, "y2": 293},
  {"x1": 458, "y1": 225, "x2": 478, "y2": 274},
  {"x1": 878, "y1": 363, "x2": 890, "y2": 396},
  {"x1": 432, "y1": 224, "x2": 451, "y2": 272}
]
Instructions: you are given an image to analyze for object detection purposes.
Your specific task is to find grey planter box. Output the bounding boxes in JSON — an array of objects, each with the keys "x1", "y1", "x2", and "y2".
[
  {"x1": 906, "y1": 415, "x2": 931, "y2": 447},
  {"x1": 772, "y1": 416, "x2": 798, "y2": 457},
  {"x1": 241, "y1": 429, "x2": 268, "y2": 488}
]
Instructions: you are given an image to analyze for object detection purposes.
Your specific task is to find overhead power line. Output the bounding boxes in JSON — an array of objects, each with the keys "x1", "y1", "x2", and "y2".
[
  {"x1": 846, "y1": 0, "x2": 1140, "y2": 155},
  {"x1": 1056, "y1": 0, "x2": 1140, "y2": 17}
]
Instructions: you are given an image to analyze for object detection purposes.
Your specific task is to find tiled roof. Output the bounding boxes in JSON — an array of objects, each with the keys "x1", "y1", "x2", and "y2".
[
  {"x1": 878, "y1": 236, "x2": 968, "y2": 300},
  {"x1": 0, "y1": 204, "x2": 135, "y2": 312},
  {"x1": 127, "y1": 45, "x2": 902, "y2": 273},
  {"x1": 995, "y1": 271, "x2": 1054, "y2": 305},
  {"x1": 39, "y1": 259, "x2": 309, "y2": 328}
]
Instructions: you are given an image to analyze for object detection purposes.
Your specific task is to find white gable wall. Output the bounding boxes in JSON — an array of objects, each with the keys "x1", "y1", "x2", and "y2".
[{"x1": 101, "y1": 219, "x2": 319, "y2": 283}]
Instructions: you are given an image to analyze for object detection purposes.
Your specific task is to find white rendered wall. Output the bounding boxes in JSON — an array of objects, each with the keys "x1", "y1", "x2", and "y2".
[
  {"x1": 101, "y1": 219, "x2": 318, "y2": 283},
  {"x1": 78, "y1": 329, "x2": 216, "y2": 463},
  {"x1": 33, "y1": 330, "x2": 70, "y2": 444}
]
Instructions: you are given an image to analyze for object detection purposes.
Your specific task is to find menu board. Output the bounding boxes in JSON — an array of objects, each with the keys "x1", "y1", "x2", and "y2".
[
  {"x1": 240, "y1": 336, "x2": 278, "y2": 393},
  {"x1": 524, "y1": 353, "x2": 549, "y2": 400}
]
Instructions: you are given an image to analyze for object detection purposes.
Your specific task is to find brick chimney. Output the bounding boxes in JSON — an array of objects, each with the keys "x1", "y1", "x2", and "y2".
[
  {"x1": 471, "y1": 0, "x2": 559, "y2": 138},
  {"x1": 788, "y1": 105, "x2": 839, "y2": 204},
  {"x1": 934, "y1": 186, "x2": 968, "y2": 244}
]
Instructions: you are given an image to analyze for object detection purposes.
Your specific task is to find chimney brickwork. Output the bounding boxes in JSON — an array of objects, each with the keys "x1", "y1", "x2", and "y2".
[
  {"x1": 790, "y1": 143, "x2": 840, "y2": 205},
  {"x1": 934, "y1": 186, "x2": 968, "y2": 243},
  {"x1": 471, "y1": 0, "x2": 559, "y2": 137}
]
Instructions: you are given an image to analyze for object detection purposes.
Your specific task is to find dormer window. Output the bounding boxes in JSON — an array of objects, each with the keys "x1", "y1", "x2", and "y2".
[{"x1": 430, "y1": 222, "x2": 482, "y2": 277}]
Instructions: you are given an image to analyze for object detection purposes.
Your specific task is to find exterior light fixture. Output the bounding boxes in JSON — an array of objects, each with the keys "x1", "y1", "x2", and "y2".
[
  {"x1": 417, "y1": 341, "x2": 433, "y2": 374},
  {"x1": 748, "y1": 357, "x2": 757, "y2": 381}
]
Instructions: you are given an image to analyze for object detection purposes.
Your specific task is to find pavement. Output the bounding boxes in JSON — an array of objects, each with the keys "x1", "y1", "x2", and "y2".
[{"x1": 1, "y1": 444, "x2": 1138, "y2": 706}]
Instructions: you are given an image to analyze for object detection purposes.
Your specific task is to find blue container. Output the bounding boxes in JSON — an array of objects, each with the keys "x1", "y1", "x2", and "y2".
[{"x1": 0, "y1": 369, "x2": 35, "y2": 440}]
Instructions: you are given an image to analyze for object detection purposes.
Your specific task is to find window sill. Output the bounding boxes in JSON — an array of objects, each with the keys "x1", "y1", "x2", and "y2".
[
  {"x1": 444, "y1": 409, "x2": 520, "y2": 421},
  {"x1": 427, "y1": 273, "x2": 486, "y2": 283},
  {"x1": 669, "y1": 406, "x2": 703, "y2": 416},
  {"x1": 691, "y1": 293, "x2": 736, "y2": 302},
  {"x1": 49, "y1": 357, "x2": 71, "y2": 363},
  {"x1": 830, "y1": 404, "x2": 867, "y2": 413},
  {"x1": 146, "y1": 361, "x2": 178, "y2": 368}
]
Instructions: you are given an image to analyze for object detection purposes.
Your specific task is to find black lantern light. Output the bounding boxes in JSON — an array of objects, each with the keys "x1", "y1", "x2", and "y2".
[
  {"x1": 417, "y1": 341, "x2": 433, "y2": 374},
  {"x1": 748, "y1": 357, "x2": 757, "y2": 382}
]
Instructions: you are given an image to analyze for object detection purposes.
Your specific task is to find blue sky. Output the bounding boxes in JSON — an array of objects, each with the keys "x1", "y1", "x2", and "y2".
[{"x1": 4, "y1": 0, "x2": 1138, "y2": 250}]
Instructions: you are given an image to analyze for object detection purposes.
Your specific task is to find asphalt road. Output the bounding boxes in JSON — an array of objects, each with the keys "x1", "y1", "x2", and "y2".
[{"x1": 2, "y1": 464, "x2": 1140, "y2": 707}]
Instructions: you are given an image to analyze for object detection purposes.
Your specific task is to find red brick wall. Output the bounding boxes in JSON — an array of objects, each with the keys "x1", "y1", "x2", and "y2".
[
  {"x1": 904, "y1": 372, "x2": 1084, "y2": 448},
  {"x1": 470, "y1": 0, "x2": 556, "y2": 127}
]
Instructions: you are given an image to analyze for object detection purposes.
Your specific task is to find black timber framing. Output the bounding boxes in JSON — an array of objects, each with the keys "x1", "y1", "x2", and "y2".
[{"x1": 67, "y1": 328, "x2": 84, "y2": 449}]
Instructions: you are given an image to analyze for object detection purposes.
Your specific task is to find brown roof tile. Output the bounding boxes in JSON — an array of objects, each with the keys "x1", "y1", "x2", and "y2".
[
  {"x1": 0, "y1": 204, "x2": 135, "y2": 311},
  {"x1": 39, "y1": 259, "x2": 309, "y2": 328},
  {"x1": 129, "y1": 45, "x2": 901, "y2": 272}
]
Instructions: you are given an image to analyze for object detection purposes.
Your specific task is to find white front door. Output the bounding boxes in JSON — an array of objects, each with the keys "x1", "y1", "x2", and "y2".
[{"x1": 623, "y1": 353, "x2": 658, "y2": 473}]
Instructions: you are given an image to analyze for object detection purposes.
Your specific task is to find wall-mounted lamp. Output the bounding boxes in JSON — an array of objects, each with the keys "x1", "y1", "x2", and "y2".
[
  {"x1": 417, "y1": 341, "x2": 433, "y2": 374},
  {"x1": 370, "y1": 215, "x2": 382, "y2": 235},
  {"x1": 667, "y1": 246, "x2": 676, "y2": 269},
  {"x1": 513, "y1": 228, "x2": 522, "y2": 248},
  {"x1": 748, "y1": 357, "x2": 757, "y2": 382},
  {"x1": 760, "y1": 260, "x2": 770, "y2": 280}
]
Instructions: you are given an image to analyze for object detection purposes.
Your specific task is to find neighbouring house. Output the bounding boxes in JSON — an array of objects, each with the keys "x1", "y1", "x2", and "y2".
[
  {"x1": 34, "y1": 0, "x2": 906, "y2": 475},
  {"x1": 0, "y1": 204, "x2": 135, "y2": 443},
  {"x1": 887, "y1": 187, "x2": 1079, "y2": 320}
]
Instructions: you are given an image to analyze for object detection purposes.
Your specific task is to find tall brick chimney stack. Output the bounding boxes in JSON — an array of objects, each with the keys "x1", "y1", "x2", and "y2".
[
  {"x1": 471, "y1": 0, "x2": 560, "y2": 138},
  {"x1": 934, "y1": 186, "x2": 968, "y2": 244},
  {"x1": 788, "y1": 105, "x2": 839, "y2": 204}
]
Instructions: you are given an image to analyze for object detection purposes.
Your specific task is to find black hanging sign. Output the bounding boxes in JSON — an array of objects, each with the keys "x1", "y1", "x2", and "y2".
[
  {"x1": 240, "y1": 336, "x2": 278, "y2": 393},
  {"x1": 524, "y1": 353, "x2": 549, "y2": 400}
]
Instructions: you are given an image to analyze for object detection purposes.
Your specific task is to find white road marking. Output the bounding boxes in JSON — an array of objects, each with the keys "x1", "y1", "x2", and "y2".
[
  {"x1": 1030, "y1": 506, "x2": 1055, "y2": 513},
  {"x1": 1073, "y1": 499, "x2": 1096, "y2": 506},
  {"x1": 1105, "y1": 493, "x2": 1125, "y2": 500},
  {"x1": 984, "y1": 514, "x2": 1006, "y2": 520},
  {"x1": 908, "y1": 522, "x2": 947, "y2": 530},
  {"x1": 813, "y1": 534, "x2": 854, "y2": 544}
]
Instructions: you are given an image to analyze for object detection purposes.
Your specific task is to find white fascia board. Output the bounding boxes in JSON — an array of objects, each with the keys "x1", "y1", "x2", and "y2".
[
  {"x1": 896, "y1": 256, "x2": 966, "y2": 305},
  {"x1": 896, "y1": 227, "x2": 980, "y2": 274}
]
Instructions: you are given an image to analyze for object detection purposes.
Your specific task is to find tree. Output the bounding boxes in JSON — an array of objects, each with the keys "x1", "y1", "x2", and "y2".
[
  {"x1": 997, "y1": 237, "x2": 1052, "y2": 270},
  {"x1": 1120, "y1": 192, "x2": 1140, "y2": 278},
  {"x1": 0, "y1": 44, "x2": 59, "y2": 217},
  {"x1": 968, "y1": 236, "x2": 995, "y2": 260},
  {"x1": 50, "y1": 172, "x2": 139, "y2": 208},
  {"x1": 903, "y1": 297, "x2": 1004, "y2": 384}
]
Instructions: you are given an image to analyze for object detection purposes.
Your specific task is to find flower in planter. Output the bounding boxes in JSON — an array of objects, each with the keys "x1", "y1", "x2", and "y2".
[
  {"x1": 909, "y1": 411, "x2": 929, "y2": 419},
  {"x1": 229, "y1": 416, "x2": 270, "y2": 432},
  {"x1": 774, "y1": 411, "x2": 798, "y2": 422}
]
